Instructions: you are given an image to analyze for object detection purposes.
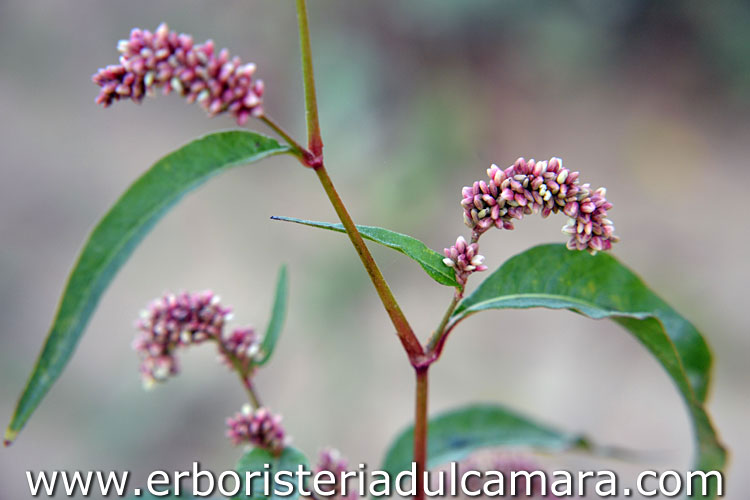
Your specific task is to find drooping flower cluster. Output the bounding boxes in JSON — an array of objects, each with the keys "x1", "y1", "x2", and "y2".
[
  {"x1": 226, "y1": 405, "x2": 288, "y2": 454},
  {"x1": 461, "y1": 158, "x2": 617, "y2": 254},
  {"x1": 93, "y1": 23, "x2": 264, "y2": 124},
  {"x1": 443, "y1": 236, "x2": 488, "y2": 286},
  {"x1": 315, "y1": 449, "x2": 359, "y2": 500},
  {"x1": 133, "y1": 290, "x2": 232, "y2": 386}
]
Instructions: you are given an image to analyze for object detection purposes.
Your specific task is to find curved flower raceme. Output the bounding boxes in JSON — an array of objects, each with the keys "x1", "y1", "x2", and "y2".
[
  {"x1": 93, "y1": 23, "x2": 264, "y2": 124},
  {"x1": 461, "y1": 158, "x2": 617, "y2": 254},
  {"x1": 133, "y1": 291, "x2": 260, "y2": 387},
  {"x1": 443, "y1": 236, "x2": 488, "y2": 287},
  {"x1": 226, "y1": 405, "x2": 288, "y2": 454},
  {"x1": 133, "y1": 290, "x2": 230, "y2": 386}
]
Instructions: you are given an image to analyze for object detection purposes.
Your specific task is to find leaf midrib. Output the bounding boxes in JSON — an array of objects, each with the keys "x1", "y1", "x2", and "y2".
[
  {"x1": 454, "y1": 291, "x2": 706, "y2": 414},
  {"x1": 456, "y1": 292, "x2": 651, "y2": 319}
]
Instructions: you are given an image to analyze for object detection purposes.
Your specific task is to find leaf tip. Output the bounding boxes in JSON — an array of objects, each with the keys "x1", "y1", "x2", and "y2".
[
  {"x1": 270, "y1": 215, "x2": 294, "y2": 223},
  {"x1": 4, "y1": 428, "x2": 18, "y2": 447}
]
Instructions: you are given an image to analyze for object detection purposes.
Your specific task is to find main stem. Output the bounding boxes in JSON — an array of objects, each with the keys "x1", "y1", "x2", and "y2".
[
  {"x1": 294, "y1": 3, "x2": 430, "y2": 496},
  {"x1": 295, "y1": 0, "x2": 323, "y2": 158},
  {"x1": 294, "y1": 0, "x2": 423, "y2": 362},
  {"x1": 314, "y1": 165, "x2": 423, "y2": 359},
  {"x1": 414, "y1": 367, "x2": 429, "y2": 500}
]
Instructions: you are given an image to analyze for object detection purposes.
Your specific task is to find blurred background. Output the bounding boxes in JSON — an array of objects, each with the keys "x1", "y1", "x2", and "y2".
[{"x1": 1, "y1": 0, "x2": 748, "y2": 498}]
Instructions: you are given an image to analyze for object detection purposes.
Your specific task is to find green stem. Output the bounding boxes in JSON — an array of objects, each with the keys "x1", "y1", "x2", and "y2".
[
  {"x1": 314, "y1": 165, "x2": 424, "y2": 361},
  {"x1": 260, "y1": 115, "x2": 309, "y2": 163},
  {"x1": 414, "y1": 367, "x2": 429, "y2": 500},
  {"x1": 426, "y1": 290, "x2": 462, "y2": 354},
  {"x1": 215, "y1": 339, "x2": 263, "y2": 408},
  {"x1": 295, "y1": 0, "x2": 323, "y2": 158},
  {"x1": 242, "y1": 376, "x2": 262, "y2": 408},
  {"x1": 294, "y1": 3, "x2": 429, "y2": 493},
  {"x1": 294, "y1": 0, "x2": 422, "y2": 361}
]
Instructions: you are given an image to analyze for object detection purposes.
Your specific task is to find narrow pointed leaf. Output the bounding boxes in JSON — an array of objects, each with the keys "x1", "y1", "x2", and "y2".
[
  {"x1": 235, "y1": 446, "x2": 309, "y2": 500},
  {"x1": 450, "y1": 244, "x2": 726, "y2": 498},
  {"x1": 6, "y1": 131, "x2": 290, "y2": 444},
  {"x1": 257, "y1": 265, "x2": 288, "y2": 365},
  {"x1": 381, "y1": 403, "x2": 589, "y2": 483},
  {"x1": 271, "y1": 216, "x2": 458, "y2": 287}
]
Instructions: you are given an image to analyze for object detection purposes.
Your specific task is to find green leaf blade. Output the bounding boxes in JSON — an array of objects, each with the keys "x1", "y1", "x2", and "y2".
[
  {"x1": 235, "y1": 446, "x2": 309, "y2": 500},
  {"x1": 258, "y1": 265, "x2": 289, "y2": 365},
  {"x1": 381, "y1": 403, "x2": 586, "y2": 483},
  {"x1": 6, "y1": 131, "x2": 290, "y2": 443},
  {"x1": 271, "y1": 216, "x2": 458, "y2": 287},
  {"x1": 451, "y1": 244, "x2": 726, "y2": 498}
]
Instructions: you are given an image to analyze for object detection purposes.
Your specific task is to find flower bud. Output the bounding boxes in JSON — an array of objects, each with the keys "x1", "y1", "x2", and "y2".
[{"x1": 443, "y1": 236, "x2": 489, "y2": 286}]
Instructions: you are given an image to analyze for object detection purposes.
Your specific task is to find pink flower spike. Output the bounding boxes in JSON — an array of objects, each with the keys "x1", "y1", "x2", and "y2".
[
  {"x1": 226, "y1": 405, "x2": 288, "y2": 454},
  {"x1": 460, "y1": 157, "x2": 617, "y2": 253},
  {"x1": 133, "y1": 290, "x2": 231, "y2": 387},
  {"x1": 93, "y1": 23, "x2": 264, "y2": 124}
]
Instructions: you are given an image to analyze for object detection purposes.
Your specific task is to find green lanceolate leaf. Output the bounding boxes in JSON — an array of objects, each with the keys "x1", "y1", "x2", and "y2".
[
  {"x1": 450, "y1": 244, "x2": 726, "y2": 499},
  {"x1": 271, "y1": 216, "x2": 458, "y2": 287},
  {"x1": 5, "y1": 131, "x2": 290, "y2": 444},
  {"x1": 257, "y1": 265, "x2": 288, "y2": 365},
  {"x1": 235, "y1": 447, "x2": 309, "y2": 500},
  {"x1": 382, "y1": 403, "x2": 588, "y2": 484}
]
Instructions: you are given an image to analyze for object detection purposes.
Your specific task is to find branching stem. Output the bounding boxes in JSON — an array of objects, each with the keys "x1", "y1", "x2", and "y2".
[
  {"x1": 313, "y1": 164, "x2": 424, "y2": 361},
  {"x1": 292, "y1": 4, "x2": 434, "y2": 497},
  {"x1": 424, "y1": 290, "x2": 463, "y2": 360},
  {"x1": 260, "y1": 115, "x2": 309, "y2": 163},
  {"x1": 293, "y1": 0, "x2": 423, "y2": 362}
]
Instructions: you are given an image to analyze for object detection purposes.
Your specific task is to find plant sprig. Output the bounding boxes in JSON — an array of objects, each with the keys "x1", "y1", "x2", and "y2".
[{"x1": 4, "y1": 5, "x2": 726, "y2": 500}]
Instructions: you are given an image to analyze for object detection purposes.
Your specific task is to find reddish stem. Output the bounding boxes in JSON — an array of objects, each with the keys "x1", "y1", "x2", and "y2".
[
  {"x1": 313, "y1": 164, "x2": 424, "y2": 361},
  {"x1": 414, "y1": 367, "x2": 429, "y2": 500}
]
